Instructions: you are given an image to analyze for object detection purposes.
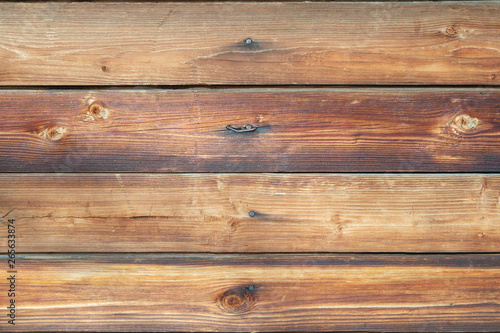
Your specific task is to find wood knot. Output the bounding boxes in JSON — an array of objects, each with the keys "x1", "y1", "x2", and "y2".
[
  {"x1": 38, "y1": 126, "x2": 67, "y2": 141},
  {"x1": 88, "y1": 103, "x2": 109, "y2": 120},
  {"x1": 229, "y1": 219, "x2": 240, "y2": 230},
  {"x1": 445, "y1": 26, "x2": 456, "y2": 37},
  {"x1": 453, "y1": 114, "x2": 478, "y2": 132},
  {"x1": 217, "y1": 285, "x2": 258, "y2": 314}
]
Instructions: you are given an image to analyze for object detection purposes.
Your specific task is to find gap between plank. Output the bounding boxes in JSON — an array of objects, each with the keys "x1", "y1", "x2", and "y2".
[{"x1": 0, "y1": 84, "x2": 499, "y2": 91}]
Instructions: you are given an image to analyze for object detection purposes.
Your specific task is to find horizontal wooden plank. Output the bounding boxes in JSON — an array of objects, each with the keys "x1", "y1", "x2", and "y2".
[
  {"x1": 60, "y1": 0, "x2": 500, "y2": 1},
  {"x1": 1, "y1": 174, "x2": 499, "y2": 253},
  {"x1": 1, "y1": 2, "x2": 499, "y2": 85},
  {"x1": 2, "y1": 254, "x2": 499, "y2": 331},
  {"x1": 1, "y1": 89, "x2": 500, "y2": 172}
]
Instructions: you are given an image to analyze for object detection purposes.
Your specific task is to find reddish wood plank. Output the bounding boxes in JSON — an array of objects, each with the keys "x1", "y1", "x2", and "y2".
[
  {"x1": 0, "y1": 2, "x2": 499, "y2": 85},
  {"x1": 2, "y1": 254, "x2": 498, "y2": 331},
  {"x1": 1, "y1": 89, "x2": 500, "y2": 172}
]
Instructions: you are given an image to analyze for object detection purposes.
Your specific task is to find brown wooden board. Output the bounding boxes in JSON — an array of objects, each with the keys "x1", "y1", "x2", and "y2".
[
  {"x1": 1, "y1": 1, "x2": 499, "y2": 331},
  {"x1": 2, "y1": 254, "x2": 499, "y2": 331},
  {"x1": 1, "y1": 89, "x2": 500, "y2": 172},
  {"x1": 0, "y1": 2, "x2": 499, "y2": 85},
  {"x1": 1, "y1": 173, "x2": 498, "y2": 253}
]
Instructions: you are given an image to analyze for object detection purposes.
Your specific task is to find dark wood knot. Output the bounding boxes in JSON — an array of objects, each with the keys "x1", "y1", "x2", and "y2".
[
  {"x1": 217, "y1": 285, "x2": 258, "y2": 314},
  {"x1": 88, "y1": 103, "x2": 109, "y2": 120}
]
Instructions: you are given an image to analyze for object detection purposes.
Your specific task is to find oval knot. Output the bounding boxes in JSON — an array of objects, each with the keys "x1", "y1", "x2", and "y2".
[
  {"x1": 454, "y1": 114, "x2": 478, "y2": 132},
  {"x1": 38, "y1": 126, "x2": 67, "y2": 141},
  {"x1": 217, "y1": 285, "x2": 258, "y2": 314},
  {"x1": 88, "y1": 103, "x2": 109, "y2": 119}
]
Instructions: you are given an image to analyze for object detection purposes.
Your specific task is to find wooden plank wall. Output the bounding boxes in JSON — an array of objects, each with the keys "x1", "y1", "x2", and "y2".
[
  {"x1": 1, "y1": 2, "x2": 499, "y2": 85},
  {"x1": 0, "y1": 1, "x2": 499, "y2": 332},
  {"x1": 1, "y1": 89, "x2": 500, "y2": 172}
]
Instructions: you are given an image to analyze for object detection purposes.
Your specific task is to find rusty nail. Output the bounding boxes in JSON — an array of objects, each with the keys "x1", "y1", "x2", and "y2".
[{"x1": 226, "y1": 124, "x2": 257, "y2": 133}]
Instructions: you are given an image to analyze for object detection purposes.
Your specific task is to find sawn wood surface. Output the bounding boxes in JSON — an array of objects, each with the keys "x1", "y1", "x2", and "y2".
[
  {"x1": 1, "y1": 89, "x2": 500, "y2": 172},
  {"x1": 2, "y1": 254, "x2": 498, "y2": 331},
  {"x1": 0, "y1": 2, "x2": 499, "y2": 85},
  {"x1": 0, "y1": 174, "x2": 499, "y2": 253}
]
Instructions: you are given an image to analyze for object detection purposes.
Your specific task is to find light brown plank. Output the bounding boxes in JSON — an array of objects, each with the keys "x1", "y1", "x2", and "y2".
[
  {"x1": 1, "y1": 174, "x2": 499, "y2": 253},
  {"x1": 2, "y1": 254, "x2": 498, "y2": 331},
  {"x1": 2, "y1": 89, "x2": 500, "y2": 172},
  {"x1": 0, "y1": 2, "x2": 499, "y2": 85}
]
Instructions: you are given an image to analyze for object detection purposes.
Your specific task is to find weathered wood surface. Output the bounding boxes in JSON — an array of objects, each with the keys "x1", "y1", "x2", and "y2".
[
  {"x1": 1, "y1": 2, "x2": 499, "y2": 85},
  {"x1": 2, "y1": 89, "x2": 500, "y2": 172},
  {"x1": 1, "y1": 174, "x2": 498, "y2": 253},
  {"x1": 1, "y1": 1, "x2": 499, "y2": 331},
  {"x1": 2, "y1": 254, "x2": 498, "y2": 331}
]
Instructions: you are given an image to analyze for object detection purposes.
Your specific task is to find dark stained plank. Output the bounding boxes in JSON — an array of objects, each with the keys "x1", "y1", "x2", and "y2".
[
  {"x1": 0, "y1": 2, "x2": 499, "y2": 85},
  {"x1": 2, "y1": 254, "x2": 499, "y2": 331},
  {"x1": 1, "y1": 174, "x2": 499, "y2": 253},
  {"x1": 1, "y1": 89, "x2": 500, "y2": 172}
]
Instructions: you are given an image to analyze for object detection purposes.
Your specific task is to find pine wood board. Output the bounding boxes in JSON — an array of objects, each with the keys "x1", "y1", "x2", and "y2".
[
  {"x1": 2, "y1": 254, "x2": 498, "y2": 331},
  {"x1": 1, "y1": 173, "x2": 499, "y2": 253},
  {"x1": 0, "y1": 2, "x2": 499, "y2": 85},
  {"x1": 1, "y1": 89, "x2": 500, "y2": 172}
]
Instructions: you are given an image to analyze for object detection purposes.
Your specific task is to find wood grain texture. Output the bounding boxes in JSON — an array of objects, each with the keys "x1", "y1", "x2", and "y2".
[
  {"x1": 2, "y1": 254, "x2": 498, "y2": 331},
  {"x1": 1, "y1": 174, "x2": 499, "y2": 253},
  {"x1": 1, "y1": 89, "x2": 500, "y2": 172},
  {"x1": 1, "y1": 2, "x2": 499, "y2": 85}
]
